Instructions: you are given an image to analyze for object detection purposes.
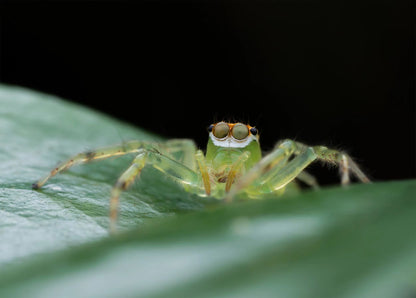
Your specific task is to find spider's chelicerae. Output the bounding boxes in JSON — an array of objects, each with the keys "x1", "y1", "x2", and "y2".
[{"x1": 33, "y1": 122, "x2": 370, "y2": 231}]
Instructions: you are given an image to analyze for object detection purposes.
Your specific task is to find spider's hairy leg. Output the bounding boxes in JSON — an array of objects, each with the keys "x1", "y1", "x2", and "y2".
[
  {"x1": 32, "y1": 140, "x2": 151, "y2": 189},
  {"x1": 109, "y1": 149, "x2": 202, "y2": 233},
  {"x1": 293, "y1": 141, "x2": 371, "y2": 185}
]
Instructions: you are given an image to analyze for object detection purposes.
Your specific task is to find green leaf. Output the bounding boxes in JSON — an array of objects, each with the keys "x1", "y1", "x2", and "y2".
[{"x1": 1, "y1": 85, "x2": 415, "y2": 297}]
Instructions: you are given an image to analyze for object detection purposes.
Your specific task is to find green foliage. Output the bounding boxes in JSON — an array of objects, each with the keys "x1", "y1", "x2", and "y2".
[{"x1": 0, "y1": 84, "x2": 415, "y2": 297}]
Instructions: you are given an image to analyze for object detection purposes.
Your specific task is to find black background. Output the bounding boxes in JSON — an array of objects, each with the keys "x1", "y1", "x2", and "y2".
[{"x1": 1, "y1": 0, "x2": 414, "y2": 184}]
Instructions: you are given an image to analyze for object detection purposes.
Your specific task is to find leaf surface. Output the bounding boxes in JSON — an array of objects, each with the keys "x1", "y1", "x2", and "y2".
[{"x1": 0, "y1": 85, "x2": 415, "y2": 298}]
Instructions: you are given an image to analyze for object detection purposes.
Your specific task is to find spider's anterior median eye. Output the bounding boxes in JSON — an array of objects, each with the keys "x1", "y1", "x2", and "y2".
[
  {"x1": 213, "y1": 122, "x2": 230, "y2": 138},
  {"x1": 232, "y1": 123, "x2": 249, "y2": 140}
]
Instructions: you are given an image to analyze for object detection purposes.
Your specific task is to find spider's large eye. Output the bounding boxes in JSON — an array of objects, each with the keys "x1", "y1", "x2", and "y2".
[
  {"x1": 213, "y1": 122, "x2": 230, "y2": 138},
  {"x1": 232, "y1": 123, "x2": 249, "y2": 140}
]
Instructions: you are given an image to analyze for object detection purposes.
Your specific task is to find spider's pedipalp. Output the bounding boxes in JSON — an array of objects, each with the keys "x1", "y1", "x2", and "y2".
[{"x1": 195, "y1": 149, "x2": 211, "y2": 195}]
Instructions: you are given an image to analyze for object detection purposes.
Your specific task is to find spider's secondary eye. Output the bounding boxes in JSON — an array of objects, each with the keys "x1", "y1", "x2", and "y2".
[
  {"x1": 232, "y1": 123, "x2": 249, "y2": 140},
  {"x1": 213, "y1": 122, "x2": 230, "y2": 138},
  {"x1": 207, "y1": 124, "x2": 214, "y2": 132},
  {"x1": 250, "y1": 127, "x2": 258, "y2": 135}
]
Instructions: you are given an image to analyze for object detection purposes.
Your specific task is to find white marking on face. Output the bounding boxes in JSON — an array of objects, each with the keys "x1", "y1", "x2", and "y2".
[{"x1": 209, "y1": 132, "x2": 257, "y2": 148}]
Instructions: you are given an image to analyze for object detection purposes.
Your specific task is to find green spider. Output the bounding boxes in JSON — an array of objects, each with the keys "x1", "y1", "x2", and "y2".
[{"x1": 33, "y1": 122, "x2": 370, "y2": 231}]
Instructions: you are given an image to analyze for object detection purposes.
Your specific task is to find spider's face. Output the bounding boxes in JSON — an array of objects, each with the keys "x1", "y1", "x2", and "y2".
[
  {"x1": 207, "y1": 122, "x2": 259, "y2": 149},
  {"x1": 205, "y1": 122, "x2": 262, "y2": 170}
]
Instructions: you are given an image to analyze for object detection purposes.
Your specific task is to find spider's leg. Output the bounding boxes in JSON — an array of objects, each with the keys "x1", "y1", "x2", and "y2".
[
  {"x1": 295, "y1": 141, "x2": 371, "y2": 185},
  {"x1": 249, "y1": 140, "x2": 369, "y2": 193},
  {"x1": 32, "y1": 141, "x2": 153, "y2": 189},
  {"x1": 296, "y1": 171, "x2": 319, "y2": 190},
  {"x1": 109, "y1": 151, "x2": 146, "y2": 233},
  {"x1": 252, "y1": 147, "x2": 318, "y2": 193},
  {"x1": 109, "y1": 149, "x2": 202, "y2": 232},
  {"x1": 225, "y1": 140, "x2": 296, "y2": 201},
  {"x1": 227, "y1": 139, "x2": 369, "y2": 201},
  {"x1": 159, "y1": 139, "x2": 198, "y2": 170},
  {"x1": 162, "y1": 141, "x2": 210, "y2": 195}
]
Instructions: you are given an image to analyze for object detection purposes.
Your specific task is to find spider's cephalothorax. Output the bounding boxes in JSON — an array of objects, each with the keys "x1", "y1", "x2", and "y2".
[
  {"x1": 205, "y1": 122, "x2": 262, "y2": 193},
  {"x1": 33, "y1": 121, "x2": 370, "y2": 232}
]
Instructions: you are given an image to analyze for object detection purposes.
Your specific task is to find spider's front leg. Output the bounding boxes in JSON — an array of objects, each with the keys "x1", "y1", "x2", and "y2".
[
  {"x1": 109, "y1": 149, "x2": 205, "y2": 232},
  {"x1": 226, "y1": 139, "x2": 370, "y2": 201},
  {"x1": 289, "y1": 140, "x2": 371, "y2": 185},
  {"x1": 32, "y1": 140, "x2": 153, "y2": 189}
]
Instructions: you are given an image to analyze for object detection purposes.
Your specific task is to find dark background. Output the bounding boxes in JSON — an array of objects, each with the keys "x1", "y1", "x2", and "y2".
[{"x1": 1, "y1": 0, "x2": 414, "y2": 184}]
